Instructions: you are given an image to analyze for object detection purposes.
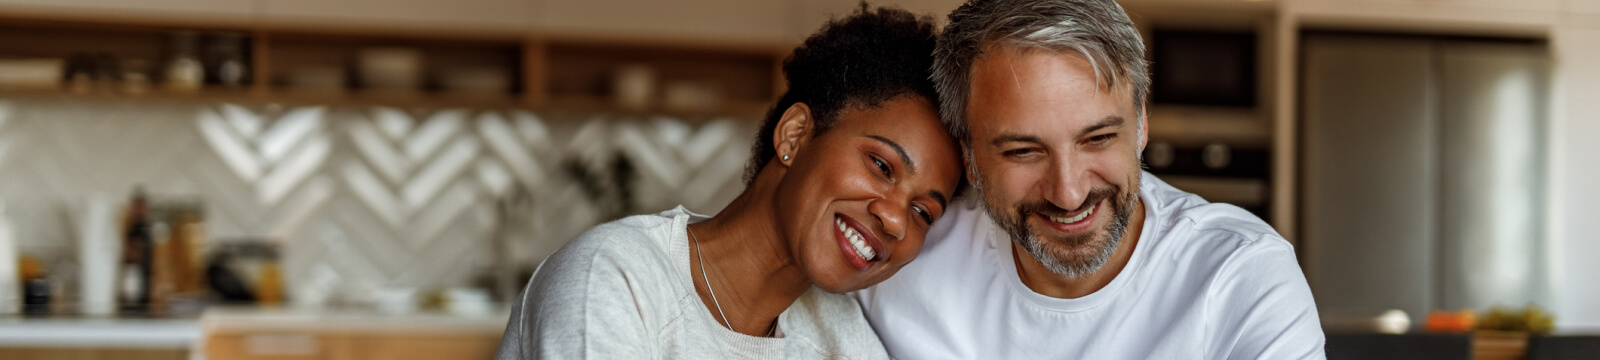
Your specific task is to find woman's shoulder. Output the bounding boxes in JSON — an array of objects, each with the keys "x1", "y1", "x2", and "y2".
[
  {"x1": 550, "y1": 206, "x2": 688, "y2": 262},
  {"x1": 504, "y1": 208, "x2": 696, "y2": 358},
  {"x1": 781, "y1": 288, "x2": 890, "y2": 359},
  {"x1": 523, "y1": 207, "x2": 698, "y2": 301}
]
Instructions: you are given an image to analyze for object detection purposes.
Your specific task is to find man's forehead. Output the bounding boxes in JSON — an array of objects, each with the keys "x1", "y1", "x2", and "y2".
[
  {"x1": 966, "y1": 51, "x2": 1137, "y2": 136},
  {"x1": 971, "y1": 45, "x2": 1135, "y2": 97}
]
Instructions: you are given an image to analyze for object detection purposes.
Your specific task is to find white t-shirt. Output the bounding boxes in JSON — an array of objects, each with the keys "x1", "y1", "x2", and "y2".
[
  {"x1": 852, "y1": 173, "x2": 1326, "y2": 359},
  {"x1": 496, "y1": 206, "x2": 891, "y2": 360}
]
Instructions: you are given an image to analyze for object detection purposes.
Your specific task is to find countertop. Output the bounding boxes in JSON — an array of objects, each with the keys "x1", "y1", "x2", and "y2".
[
  {"x1": 0, "y1": 316, "x2": 201, "y2": 349},
  {"x1": 0, "y1": 306, "x2": 510, "y2": 349},
  {"x1": 200, "y1": 306, "x2": 511, "y2": 335}
]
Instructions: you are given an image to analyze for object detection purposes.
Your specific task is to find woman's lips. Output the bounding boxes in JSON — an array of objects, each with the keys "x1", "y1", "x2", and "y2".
[{"x1": 833, "y1": 214, "x2": 884, "y2": 271}]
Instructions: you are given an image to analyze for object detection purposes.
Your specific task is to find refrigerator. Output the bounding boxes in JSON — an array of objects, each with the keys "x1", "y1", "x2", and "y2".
[{"x1": 1300, "y1": 33, "x2": 1551, "y2": 322}]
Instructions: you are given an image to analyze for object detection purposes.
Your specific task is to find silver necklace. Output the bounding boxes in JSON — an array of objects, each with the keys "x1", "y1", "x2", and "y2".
[{"x1": 688, "y1": 226, "x2": 776, "y2": 337}]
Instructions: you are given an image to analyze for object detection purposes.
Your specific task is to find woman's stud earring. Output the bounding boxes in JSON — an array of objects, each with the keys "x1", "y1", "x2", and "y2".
[{"x1": 782, "y1": 155, "x2": 791, "y2": 161}]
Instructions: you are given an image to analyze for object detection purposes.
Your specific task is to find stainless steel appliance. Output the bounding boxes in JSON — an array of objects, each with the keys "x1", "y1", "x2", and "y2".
[{"x1": 1301, "y1": 33, "x2": 1551, "y2": 321}]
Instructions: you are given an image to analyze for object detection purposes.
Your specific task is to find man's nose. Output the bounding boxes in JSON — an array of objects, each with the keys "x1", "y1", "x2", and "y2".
[{"x1": 1041, "y1": 155, "x2": 1090, "y2": 210}]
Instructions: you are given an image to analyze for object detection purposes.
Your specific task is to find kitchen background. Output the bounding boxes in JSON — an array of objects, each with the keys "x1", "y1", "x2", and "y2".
[{"x1": 0, "y1": 0, "x2": 1597, "y2": 359}]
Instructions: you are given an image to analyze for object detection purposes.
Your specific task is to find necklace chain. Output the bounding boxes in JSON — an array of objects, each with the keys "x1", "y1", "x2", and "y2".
[{"x1": 688, "y1": 226, "x2": 776, "y2": 337}]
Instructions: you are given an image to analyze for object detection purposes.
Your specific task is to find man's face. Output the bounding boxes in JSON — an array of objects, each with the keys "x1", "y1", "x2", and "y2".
[{"x1": 965, "y1": 48, "x2": 1146, "y2": 278}]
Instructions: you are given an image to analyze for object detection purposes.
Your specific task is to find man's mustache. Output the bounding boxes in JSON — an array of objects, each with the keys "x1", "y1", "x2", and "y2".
[{"x1": 1016, "y1": 186, "x2": 1119, "y2": 218}]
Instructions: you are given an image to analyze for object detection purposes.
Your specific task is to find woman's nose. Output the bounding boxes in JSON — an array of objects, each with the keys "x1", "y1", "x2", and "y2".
[{"x1": 868, "y1": 198, "x2": 908, "y2": 241}]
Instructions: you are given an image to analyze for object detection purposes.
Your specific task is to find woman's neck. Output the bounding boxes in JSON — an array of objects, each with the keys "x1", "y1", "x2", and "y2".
[{"x1": 685, "y1": 170, "x2": 811, "y2": 337}]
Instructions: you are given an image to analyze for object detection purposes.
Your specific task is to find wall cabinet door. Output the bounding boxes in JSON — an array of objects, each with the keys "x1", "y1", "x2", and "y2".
[{"x1": 261, "y1": 0, "x2": 534, "y2": 31}]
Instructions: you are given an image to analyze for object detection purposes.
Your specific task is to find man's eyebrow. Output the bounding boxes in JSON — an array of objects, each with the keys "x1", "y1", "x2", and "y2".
[
  {"x1": 1076, "y1": 116, "x2": 1126, "y2": 139},
  {"x1": 927, "y1": 190, "x2": 948, "y2": 209},
  {"x1": 990, "y1": 133, "x2": 1043, "y2": 147},
  {"x1": 867, "y1": 135, "x2": 916, "y2": 174}
]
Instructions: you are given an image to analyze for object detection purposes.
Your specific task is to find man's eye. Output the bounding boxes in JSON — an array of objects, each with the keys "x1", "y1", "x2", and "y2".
[
  {"x1": 1088, "y1": 133, "x2": 1118, "y2": 144},
  {"x1": 1002, "y1": 148, "x2": 1041, "y2": 159},
  {"x1": 1002, "y1": 148, "x2": 1033, "y2": 157}
]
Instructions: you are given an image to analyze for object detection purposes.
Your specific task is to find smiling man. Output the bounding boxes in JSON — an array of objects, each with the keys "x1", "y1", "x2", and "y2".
[{"x1": 850, "y1": 0, "x2": 1326, "y2": 358}]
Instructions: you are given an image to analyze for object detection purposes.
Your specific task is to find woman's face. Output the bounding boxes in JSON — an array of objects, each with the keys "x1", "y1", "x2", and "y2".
[{"x1": 773, "y1": 95, "x2": 962, "y2": 293}]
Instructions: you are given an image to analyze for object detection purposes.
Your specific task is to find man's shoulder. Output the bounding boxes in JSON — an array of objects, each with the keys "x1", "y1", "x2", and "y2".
[{"x1": 1141, "y1": 174, "x2": 1297, "y2": 278}]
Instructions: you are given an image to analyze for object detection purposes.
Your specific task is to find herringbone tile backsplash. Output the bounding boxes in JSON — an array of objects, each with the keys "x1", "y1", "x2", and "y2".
[{"x1": 0, "y1": 98, "x2": 755, "y2": 306}]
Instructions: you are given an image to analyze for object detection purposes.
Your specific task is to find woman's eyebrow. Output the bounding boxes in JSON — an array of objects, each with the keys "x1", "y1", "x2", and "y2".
[
  {"x1": 866, "y1": 134, "x2": 916, "y2": 174},
  {"x1": 927, "y1": 190, "x2": 948, "y2": 208}
]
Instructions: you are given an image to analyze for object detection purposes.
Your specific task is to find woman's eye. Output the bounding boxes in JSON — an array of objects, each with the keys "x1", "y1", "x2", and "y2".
[
  {"x1": 913, "y1": 206, "x2": 933, "y2": 224},
  {"x1": 872, "y1": 156, "x2": 892, "y2": 177}
]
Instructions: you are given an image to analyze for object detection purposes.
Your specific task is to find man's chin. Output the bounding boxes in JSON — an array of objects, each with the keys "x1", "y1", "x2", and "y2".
[{"x1": 1024, "y1": 233, "x2": 1115, "y2": 276}]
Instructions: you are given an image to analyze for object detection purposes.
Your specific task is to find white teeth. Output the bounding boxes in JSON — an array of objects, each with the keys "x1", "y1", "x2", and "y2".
[
  {"x1": 1049, "y1": 203, "x2": 1097, "y2": 224},
  {"x1": 836, "y1": 217, "x2": 877, "y2": 261}
]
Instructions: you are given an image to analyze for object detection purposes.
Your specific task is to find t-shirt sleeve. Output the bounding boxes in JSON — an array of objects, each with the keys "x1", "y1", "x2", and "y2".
[
  {"x1": 494, "y1": 240, "x2": 656, "y2": 359},
  {"x1": 1207, "y1": 238, "x2": 1327, "y2": 360}
]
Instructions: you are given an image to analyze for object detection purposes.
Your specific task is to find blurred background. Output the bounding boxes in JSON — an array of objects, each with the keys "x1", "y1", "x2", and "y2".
[{"x1": 0, "y1": 0, "x2": 1594, "y2": 359}]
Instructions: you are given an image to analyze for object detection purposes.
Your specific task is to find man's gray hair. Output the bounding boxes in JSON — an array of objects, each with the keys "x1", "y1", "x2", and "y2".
[{"x1": 931, "y1": 0, "x2": 1150, "y2": 149}]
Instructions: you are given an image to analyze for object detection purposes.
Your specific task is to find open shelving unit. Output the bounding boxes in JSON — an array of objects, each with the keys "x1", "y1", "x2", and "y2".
[{"x1": 0, "y1": 16, "x2": 792, "y2": 120}]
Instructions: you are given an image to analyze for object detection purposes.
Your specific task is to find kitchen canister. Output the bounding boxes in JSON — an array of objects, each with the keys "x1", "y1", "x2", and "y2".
[
  {"x1": 78, "y1": 195, "x2": 121, "y2": 316},
  {"x1": 0, "y1": 196, "x2": 18, "y2": 315}
]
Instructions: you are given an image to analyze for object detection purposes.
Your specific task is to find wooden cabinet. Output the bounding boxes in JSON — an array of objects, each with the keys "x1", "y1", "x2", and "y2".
[
  {"x1": 205, "y1": 332, "x2": 500, "y2": 360},
  {"x1": 260, "y1": 0, "x2": 533, "y2": 31},
  {"x1": 0, "y1": 347, "x2": 187, "y2": 360},
  {"x1": 0, "y1": 0, "x2": 255, "y2": 18},
  {"x1": 538, "y1": 0, "x2": 788, "y2": 43}
]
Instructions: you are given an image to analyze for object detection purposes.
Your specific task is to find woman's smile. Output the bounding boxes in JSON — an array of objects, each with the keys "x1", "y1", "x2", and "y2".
[{"x1": 834, "y1": 214, "x2": 887, "y2": 271}]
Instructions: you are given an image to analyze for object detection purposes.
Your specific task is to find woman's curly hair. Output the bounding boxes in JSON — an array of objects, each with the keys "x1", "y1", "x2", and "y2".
[{"x1": 744, "y1": 3, "x2": 940, "y2": 184}]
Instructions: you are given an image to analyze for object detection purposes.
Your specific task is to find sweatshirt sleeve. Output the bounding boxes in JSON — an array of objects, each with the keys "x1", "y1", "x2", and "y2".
[
  {"x1": 494, "y1": 238, "x2": 656, "y2": 359},
  {"x1": 1207, "y1": 237, "x2": 1327, "y2": 360}
]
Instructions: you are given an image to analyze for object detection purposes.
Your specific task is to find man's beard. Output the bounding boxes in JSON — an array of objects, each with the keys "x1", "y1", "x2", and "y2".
[{"x1": 975, "y1": 174, "x2": 1139, "y2": 279}]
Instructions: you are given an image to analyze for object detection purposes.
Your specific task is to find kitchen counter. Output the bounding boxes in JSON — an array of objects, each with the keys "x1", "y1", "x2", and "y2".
[
  {"x1": 0, "y1": 317, "x2": 201, "y2": 349},
  {"x1": 200, "y1": 306, "x2": 511, "y2": 335}
]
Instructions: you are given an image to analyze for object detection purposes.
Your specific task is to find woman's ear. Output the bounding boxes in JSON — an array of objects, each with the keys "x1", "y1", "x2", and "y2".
[{"x1": 772, "y1": 102, "x2": 815, "y2": 166}]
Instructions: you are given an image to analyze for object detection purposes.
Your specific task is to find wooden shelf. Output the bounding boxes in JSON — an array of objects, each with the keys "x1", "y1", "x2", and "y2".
[{"x1": 0, "y1": 16, "x2": 789, "y2": 120}]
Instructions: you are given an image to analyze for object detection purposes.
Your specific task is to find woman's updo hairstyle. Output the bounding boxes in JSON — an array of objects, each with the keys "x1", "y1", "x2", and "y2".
[{"x1": 743, "y1": 3, "x2": 939, "y2": 184}]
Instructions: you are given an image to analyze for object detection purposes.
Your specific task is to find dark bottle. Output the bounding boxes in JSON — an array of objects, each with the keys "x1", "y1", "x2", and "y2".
[{"x1": 119, "y1": 187, "x2": 152, "y2": 315}]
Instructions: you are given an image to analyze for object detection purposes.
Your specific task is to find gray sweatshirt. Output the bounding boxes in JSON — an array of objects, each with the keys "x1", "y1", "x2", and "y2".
[{"x1": 495, "y1": 206, "x2": 891, "y2": 360}]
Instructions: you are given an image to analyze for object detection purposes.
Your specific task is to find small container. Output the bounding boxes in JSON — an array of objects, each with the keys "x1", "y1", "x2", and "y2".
[
  {"x1": 442, "y1": 288, "x2": 493, "y2": 317},
  {"x1": 357, "y1": 47, "x2": 422, "y2": 92},
  {"x1": 440, "y1": 66, "x2": 510, "y2": 95},
  {"x1": 165, "y1": 31, "x2": 204, "y2": 92},
  {"x1": 612, "y1": 64, "x2": 656, "y2": 110},
  {"x1": 0, "y1": 59, "x2": 64, "y2": 89},
  {"x1": 375, "y1": 288, "x2": 419, "y2": 315},
  {"x1": 206, "y1": 32, "x2": 249, "y2": 87}
]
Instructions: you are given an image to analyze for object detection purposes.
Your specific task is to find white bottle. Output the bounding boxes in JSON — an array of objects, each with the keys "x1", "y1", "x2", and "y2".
[
  {"x1": 0, "y1": 198, "x2": 20, "y2": 315},
  {"x1": 79, "y1": 195, "x2": 120, "y2": 316}
]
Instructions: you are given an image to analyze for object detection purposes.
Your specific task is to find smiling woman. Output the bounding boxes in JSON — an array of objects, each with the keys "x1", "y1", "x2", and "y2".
[{"x1": 493, "y1": 4, "x2": 963, "y2": 359}]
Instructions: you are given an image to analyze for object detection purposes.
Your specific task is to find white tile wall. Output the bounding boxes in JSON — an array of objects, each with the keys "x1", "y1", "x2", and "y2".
[{"x1": 0, "y1": 97, "x2": 756, "y2": 306}]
